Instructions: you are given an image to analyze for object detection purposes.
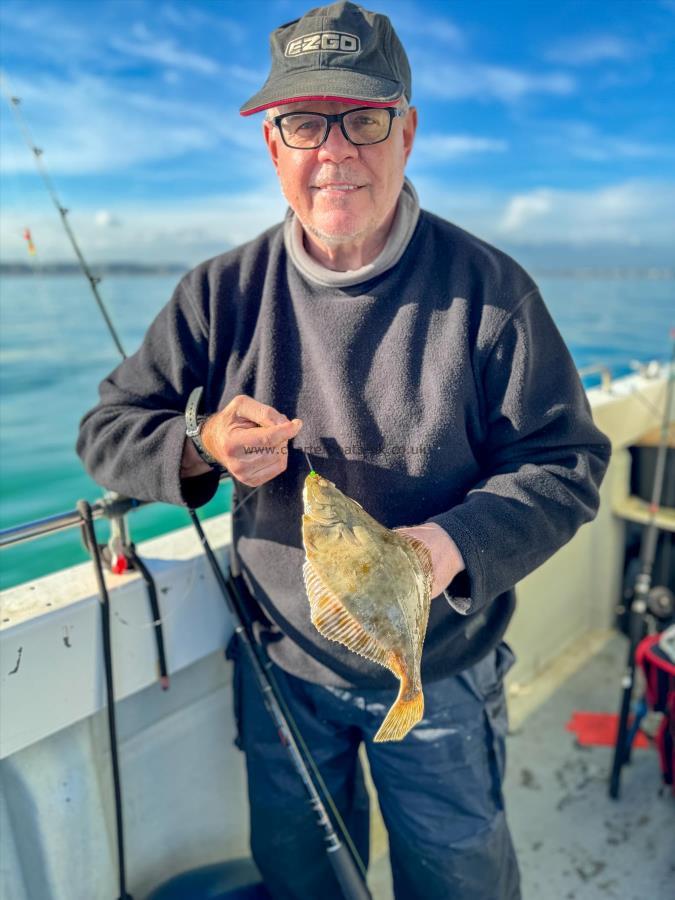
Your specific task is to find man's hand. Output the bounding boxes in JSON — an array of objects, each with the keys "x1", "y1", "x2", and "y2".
[
  {"x1": 395, "y1": 522, "x2": 465, "y2": 598},
  {"x1": 182, "y1": 395, "x2": 302, "y2": 486}
]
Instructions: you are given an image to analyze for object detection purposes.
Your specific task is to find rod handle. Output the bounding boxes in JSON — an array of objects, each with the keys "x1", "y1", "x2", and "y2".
[{"x1": 328, "y1": 842, "x2": 373, "y2": 900}]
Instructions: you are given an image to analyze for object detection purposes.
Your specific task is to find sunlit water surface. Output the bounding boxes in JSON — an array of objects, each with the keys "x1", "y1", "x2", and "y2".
[{"x1": 1, "y1": 273, "x2": 672, "y2": 589}]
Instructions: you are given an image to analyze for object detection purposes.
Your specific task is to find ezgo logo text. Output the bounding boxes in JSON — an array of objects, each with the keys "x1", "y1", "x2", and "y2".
[{"x1": 285, "y1": 32, "x2": 360, "y2": 56}]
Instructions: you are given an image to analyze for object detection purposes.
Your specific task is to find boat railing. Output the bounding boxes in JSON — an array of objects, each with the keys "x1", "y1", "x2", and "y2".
[
  {"x1": 0, "y1": 495, "x2": 146, "y2": 548},
  {"x1": 577, "y1": 363, "x2": 613, "y2": 390},
  {"x1": 0, "y1": 479, "x2": 229, "y2": 549}
]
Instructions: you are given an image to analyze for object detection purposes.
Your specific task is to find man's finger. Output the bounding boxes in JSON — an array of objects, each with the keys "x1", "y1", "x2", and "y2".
[
  {"x1": 234, "y1": 417, "x2": 302, "y2": 452},
  {"x1": 232, "y1": 395, "x2": 292, "y2": 427}
]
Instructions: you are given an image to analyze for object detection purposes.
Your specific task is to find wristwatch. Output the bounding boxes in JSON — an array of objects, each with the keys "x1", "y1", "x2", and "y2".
[{"x1": 185, "y1": 386, "x2": 221, "y2": 468}]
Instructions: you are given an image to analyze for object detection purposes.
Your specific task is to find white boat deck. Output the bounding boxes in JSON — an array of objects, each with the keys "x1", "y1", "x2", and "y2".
[{"x1": 365, "y1": 633, "x2": 674, "y2": 899}]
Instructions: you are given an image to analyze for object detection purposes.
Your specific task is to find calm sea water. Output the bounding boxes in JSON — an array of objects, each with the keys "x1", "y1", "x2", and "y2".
[{"x1": 0, "y1": 272, "x2": 672, "y2": 590}]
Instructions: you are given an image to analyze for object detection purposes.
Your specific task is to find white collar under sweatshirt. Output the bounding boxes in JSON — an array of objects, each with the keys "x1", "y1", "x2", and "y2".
[{"x1": 283, "y1": 177, "x2": 420, "y2": 288}]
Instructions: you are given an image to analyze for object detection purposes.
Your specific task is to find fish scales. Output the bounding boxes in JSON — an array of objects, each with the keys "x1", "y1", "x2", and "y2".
[{"x1": 301, "y1": 472, "x2": 433, "y2": 741}]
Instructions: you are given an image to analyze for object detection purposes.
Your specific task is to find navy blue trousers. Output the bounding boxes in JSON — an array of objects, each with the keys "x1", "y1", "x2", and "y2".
[{"x1": 228, "y1": 636, "x2": 521, "y2": 900}]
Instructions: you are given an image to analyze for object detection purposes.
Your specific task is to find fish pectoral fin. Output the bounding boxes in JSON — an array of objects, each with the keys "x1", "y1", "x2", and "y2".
[
  {"x1": 338, "y1": 524, "x2": 360, "y2": 546},
  {"x1": 352, "y1": 524, "x2": 379, "y2": 547},
  {"x1": 374, "y1": 655, "x2": 424, "y2": 742},
  {"x1": 302, "y1": 561, "x2": 390, "y2": 669}
]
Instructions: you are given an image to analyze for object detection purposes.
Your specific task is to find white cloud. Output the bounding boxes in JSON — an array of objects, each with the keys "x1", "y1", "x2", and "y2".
[
  {"x1": 413, "y1": 134, "x2": 507, "y2": 162},
  {"x1": 95, "y1": 210, "x2": 121, "y2": 228},
  {"x1": 5, "y1": 178, "x2": 671, "y2": 269},
  {"x1": 0, "y1": 0, "x2": 247, "y2": 69},
  {"x1": 410, "y1": 176, "x2": 674, "y2": 249},
  {"x1": 0, "y1": 2, "x2": 100, "y2": 66},
  {"x1": 397, "y1": 14, "x2": 465, "y2": 48},
  {"x1": 131, "y1": 22, "x2": 153, "y2": 42},
  {"x1": 496, "y1": 181, "x2": 675, "y2": 245},
  {"x1": 0, "y1": 187, "x2": 287, "y2": 266},
  {"x1": 501, "y1": 191, "x2": 552, "y2": 231},
  {"x1": 0, "y1": 73, "x2": 264, "y2": 175},
  {"x1": 554, "y1": 123, "x2": 673, "y2": 162},
  {"x1": 415, "y1": 62, "x2": 575, "y2": 103},
  {"x1": 545, "y1": 34, "x2": 635, "y2": 66},
  {"x1": 109, "y1": 34, "x2": 222, "y2": 76},
  {"x1": 223, "y1": 65, "x2": 268, "y2": 87},
  {"x1": 159, "y1": 3, "x2": 246, "y2": 43}
]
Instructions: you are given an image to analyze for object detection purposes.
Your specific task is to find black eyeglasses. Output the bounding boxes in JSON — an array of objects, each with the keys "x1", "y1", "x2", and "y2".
[{"x1": 272, "y1": 106, "x2": 404, "y2": 150}]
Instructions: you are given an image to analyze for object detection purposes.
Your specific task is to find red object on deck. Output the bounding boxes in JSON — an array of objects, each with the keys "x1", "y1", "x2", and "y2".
[{"x1": 565, "y1": 711, "x2": 650, "y2": 748}]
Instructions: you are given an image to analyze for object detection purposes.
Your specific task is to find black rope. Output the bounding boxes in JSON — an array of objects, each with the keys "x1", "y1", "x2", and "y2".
[
  {"x1": 125, "y1": 544, "x2": 170, "y2": 689},
  {"x1": 77, "y1": 500, "x2": 133, "y2": 900}
]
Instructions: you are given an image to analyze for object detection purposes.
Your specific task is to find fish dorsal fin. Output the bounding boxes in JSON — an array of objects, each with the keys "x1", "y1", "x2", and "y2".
[
  {"x1": 302, "y1": 560, "x2": 391, "y2": 671},
  {"x1": 398, "y1": 535, "x2": 434, "y2": 589},
  {"x1": 395, "y1": 533, "x2": 434, "y2": 648}
]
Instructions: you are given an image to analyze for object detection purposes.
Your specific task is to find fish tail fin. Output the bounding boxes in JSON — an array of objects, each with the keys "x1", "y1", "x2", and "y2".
[{"x1": 373, "y1": 683, "x2": 424, "y2": 743}]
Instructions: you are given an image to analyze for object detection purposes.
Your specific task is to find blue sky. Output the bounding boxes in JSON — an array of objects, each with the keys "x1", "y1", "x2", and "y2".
[{"x1": 1, "y1": 0, "x2": 674, "y2": 267}]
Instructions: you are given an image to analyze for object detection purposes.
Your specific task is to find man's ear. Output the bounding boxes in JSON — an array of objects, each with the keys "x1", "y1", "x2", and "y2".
[
  {"x1": 402, "y1": 106, "x2": 417, "y2": 163},
  {"x1": 263, "y1": 118, "x2": 280, "y2": 172}
]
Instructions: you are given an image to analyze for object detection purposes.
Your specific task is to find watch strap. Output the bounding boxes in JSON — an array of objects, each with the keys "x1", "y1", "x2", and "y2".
[{"x1": 185, "y1": 386, "x2": 221, "y2": 468}]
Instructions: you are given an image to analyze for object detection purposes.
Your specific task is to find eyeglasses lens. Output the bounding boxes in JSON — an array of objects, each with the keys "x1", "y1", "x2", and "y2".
[
  {"x1": 280, "y1": 109, "x2": 391, "y2": 148},
  {"x1": 344, "y1": 109, "x2": 390, "y2": 144},
  {"x1": 280, "y1": 114, "x2": 326, "y2": 148}
]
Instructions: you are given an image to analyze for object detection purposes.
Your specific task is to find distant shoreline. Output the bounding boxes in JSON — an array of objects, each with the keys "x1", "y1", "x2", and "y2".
[
  {"x1": 0, "y1": 262, "x2": 188, "y2": 276},
  {"x1": 0, "y1": 262, "x2": 673, "y2": 280},
  {"x1": 530, "y1": 267, "x2": 674, "y2": 280}
]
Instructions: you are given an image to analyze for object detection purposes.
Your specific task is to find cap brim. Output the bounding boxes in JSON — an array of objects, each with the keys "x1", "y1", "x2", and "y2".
[{"x1": 240, "y1": 69, "x2": 404, "y2": 116}]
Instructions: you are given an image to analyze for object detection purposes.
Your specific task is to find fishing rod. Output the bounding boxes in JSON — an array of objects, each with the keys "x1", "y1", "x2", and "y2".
[
  {"x1": 609, "y1": 334, "x2": 675, "y2": 799},
  {"x1": 3, "y1": 87, "x2": 371, "y2": 898},
  {"x1": 191, "y1": 511, "x2": 371, "y2": 899},
  {"x1": 1, "y1": 77, "x2": 127, "y2": 359}
]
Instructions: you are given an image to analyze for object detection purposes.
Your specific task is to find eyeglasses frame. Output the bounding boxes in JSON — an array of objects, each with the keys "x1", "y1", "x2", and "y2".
[{"x1": 272, "y1": 106, "x2": 405, "y2": 149}]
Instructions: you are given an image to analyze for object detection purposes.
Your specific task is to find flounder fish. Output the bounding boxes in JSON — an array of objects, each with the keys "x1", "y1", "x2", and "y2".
[{"x1": 301, "y1": 471, "x2": 433, "y2": 742}]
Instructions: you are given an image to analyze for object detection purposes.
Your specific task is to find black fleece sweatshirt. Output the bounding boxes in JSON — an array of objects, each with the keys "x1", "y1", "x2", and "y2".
[{"x1": 76, "y1": 209, "x2": 611, "y2": 688}]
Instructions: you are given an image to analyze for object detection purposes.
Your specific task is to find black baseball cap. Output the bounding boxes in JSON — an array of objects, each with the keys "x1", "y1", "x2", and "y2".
[{"x1": 240, "y1": 2, "x2": 411, "y2": 116}]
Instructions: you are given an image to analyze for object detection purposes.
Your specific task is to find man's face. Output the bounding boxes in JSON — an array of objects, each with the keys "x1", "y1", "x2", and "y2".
[{"x1": 263, "y1": 100, "x2": 417, "y2": 246}]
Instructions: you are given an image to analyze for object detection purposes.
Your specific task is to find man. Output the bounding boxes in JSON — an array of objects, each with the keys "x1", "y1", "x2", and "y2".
[{"x1": 77, "y1": 3, "x2": 611, "y2": 899}]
